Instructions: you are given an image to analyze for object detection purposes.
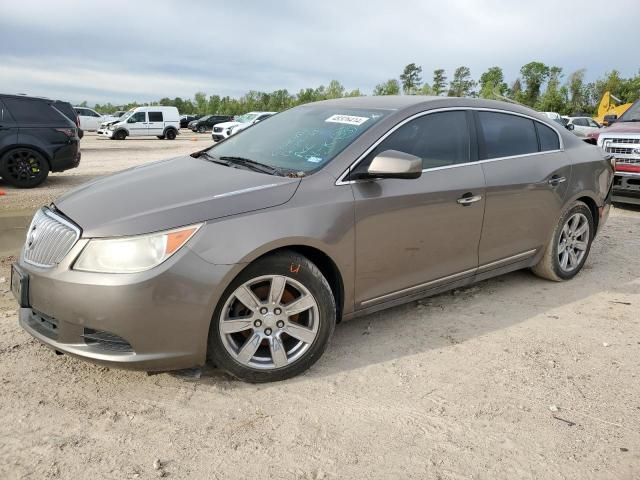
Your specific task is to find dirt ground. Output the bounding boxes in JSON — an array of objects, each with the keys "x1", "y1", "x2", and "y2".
[{"x1": 0, "y1": 133, "x2": 639, "y2": 479}]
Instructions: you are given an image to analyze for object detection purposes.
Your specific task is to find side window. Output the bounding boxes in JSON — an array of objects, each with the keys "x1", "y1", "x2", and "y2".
[
  {"x1": 588, "y1": 119, "x2": 599, "y2": 128},
  {"x1": 358, "y1": 111, "x2": 470, "y2": 173},
  {"x1": 0, "y1": 99, "x2": 14, "y2": 122},
  {"x1": 131, "y1": 111, "x2": 146, "y2": 122},
  {"x1": 573, "y1": 118, "x2": 587, "y2": 127},
  {"x1": 3, "y1": 98, "x2": 64, "y2": 124},
  {"x1": 75, "y1": 108, "x2": 86, "y2": 116},
  {"x1": 478, "y1": 111, "x2": 538, "y2": 159},
  {"x1": 536, "y1": 122, "x2": 560, "y2": 151},
  {"x1": 88, "y1": 109, "x2": 101, "y2": 117},
  {"x1": 148, "y1": 111, "x2": 163, "y2": 122}
]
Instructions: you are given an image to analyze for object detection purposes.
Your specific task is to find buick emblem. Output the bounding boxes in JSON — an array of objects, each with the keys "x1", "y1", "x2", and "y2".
[
  {"x1": 26, "y1": 225, "x2": 38, "y2": 250},
  {"x1": 634, "y1": 148, "x2": 640, "y2": 155}
]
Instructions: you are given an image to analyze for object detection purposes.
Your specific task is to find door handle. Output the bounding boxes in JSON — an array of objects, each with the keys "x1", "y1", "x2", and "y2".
[
  {"x1": 548, "y1": 175, "x2": 566, "y2": 186},
  {"x1": 457, "y1": 194, "x2": 482, "y2": 205}
]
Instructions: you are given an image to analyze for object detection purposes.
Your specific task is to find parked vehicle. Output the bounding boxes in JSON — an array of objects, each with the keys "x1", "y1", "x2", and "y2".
[
  {"x1": 212, "y1": 111, "x2": 276, "y2": 141},
  {"x1": 74, "y1": 107, "x2": 106, "y2": 131},
  {"x1": 565, "y1": 116, "x2": 601, "y2": 137},
  {"x1": 593, "y1": 91, "x2": 633, "y2": 126},
  {"x1": 191, "y1": 115, "x2": 234, "y2": 133},
  {"x1": 97, "y1": 106, "x2": 180, "y2": 140},
  {"x1": 0, "y1": 93, "x2": 80, "y2": 188},
  {"x1": 586, "y1": 99, "x2": 640, "y2": 205},
  {"x1": 229, "y1": 113, "x2": 274, "y2": 136},
  {"x1": 180, "y1": 114, "x2": 201, "y2": 129},
  {"x1": 12, "y1": 97, "x2": 612, "y2": 382}
]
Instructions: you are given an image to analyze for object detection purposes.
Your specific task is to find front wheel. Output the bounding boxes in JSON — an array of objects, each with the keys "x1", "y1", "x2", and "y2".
[
  {"x1": 532, "y1": 201, "x2": 594, "y2": 281},
  {"x1": 113, "y1": 130, "x2": 126, "y2": 140},
  {"x1": 0, "y1": 148, "x2": 50, "y2": 188},
  {"x1": 208, "y1": 251, "x2": 336, "y2": 383}
]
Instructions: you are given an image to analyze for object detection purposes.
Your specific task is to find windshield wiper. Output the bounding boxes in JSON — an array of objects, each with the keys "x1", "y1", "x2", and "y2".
[
  {"x1": 192, "y1": 150, "x2": 233, "y2": 167},
  {"x1": 219, "y1": 156, "x2": 286, "y2": 176}
]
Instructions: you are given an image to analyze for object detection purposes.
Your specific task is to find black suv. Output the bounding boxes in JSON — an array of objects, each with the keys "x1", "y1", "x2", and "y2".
[
  {"x1": 191, "y1": 114, "x2": 233, "y2": 133},
  {"x1": 0, "y1": 94, "x2": 81, "y2": 188},
  {"x1": 180, "y1": 114, "x2": 201, "y2": 129}
]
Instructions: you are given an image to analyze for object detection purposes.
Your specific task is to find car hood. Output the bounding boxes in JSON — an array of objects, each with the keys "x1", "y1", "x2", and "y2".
[
  {"x1": 54, "y1": 155, "x2": 301, "y2": 238},
  {"x1": 215, "y1": 121, "x2": 241, "y2": 129},
  {"x1": 100, "y1": 119, "x2": 120, "y2": 127},
  {"x1": 600, "y1": 122, "x2": 640, "y2": 135}
]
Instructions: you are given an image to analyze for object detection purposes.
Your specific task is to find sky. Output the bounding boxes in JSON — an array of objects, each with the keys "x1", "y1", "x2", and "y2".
[{"x1": 1, "y1": 0, "x2": 639, "y2": 105}]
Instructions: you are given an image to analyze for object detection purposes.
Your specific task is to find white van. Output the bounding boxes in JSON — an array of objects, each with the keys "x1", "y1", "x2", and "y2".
[{"x1": 98, "y1": 106, "x2": 180, "y2": 140}]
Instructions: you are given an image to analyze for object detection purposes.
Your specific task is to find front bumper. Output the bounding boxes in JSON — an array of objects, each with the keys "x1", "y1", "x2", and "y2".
[
  {"x1": 14, "y1": 236, "x2": 235, "y2": 372},
  {"x1": 612, "y1": 171, "x2": 640, "y2": 205}
]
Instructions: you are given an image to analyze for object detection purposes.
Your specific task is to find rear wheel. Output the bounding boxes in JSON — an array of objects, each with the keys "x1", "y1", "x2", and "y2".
[
  {"x1": 208, "y1": 251, "x2": 336, "y2": 382},
  {"x1": 0, "y1": 148, "x2": 50, "y2": 188},
  {"x1": 165, "y1": 129, "x2": 177, "y2": 140},
  {"x1": 532, "y1": 201, "x2": 594, "y2": 281}
]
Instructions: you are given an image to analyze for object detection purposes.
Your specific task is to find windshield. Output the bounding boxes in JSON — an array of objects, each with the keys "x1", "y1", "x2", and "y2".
[
  {"x1": 199, "y1": 115, "x2": 212, "y2": 121},
  {"x1": 235, "y1": 113, "x2": 260, "y2": 124},
  {"x1": 207, "y1": 105, "x2": 390, "y2": 174},
  {"x1": 119, "y1": 109, "x2": 136, "y2": 121},
  {"x1": 618, "y1": 100, "x2": 640, "y2": 122}
]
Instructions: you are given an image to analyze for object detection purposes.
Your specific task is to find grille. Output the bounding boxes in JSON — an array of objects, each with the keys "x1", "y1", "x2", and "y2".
[
  {"x1": 83, "y1": 328, "x2": 134, "y2": 353},
  {"x1": 23, "y1": 208, "x2": 80, "y2": 268},
  {"x1": 617, "y1": 158, "x2": 640, "y2": 165},
  {"x1": 604, "y1": 137, "x2": 640, "y2": 144},
  {"x1": 606, "y1": 146, "x2": 634, "y2": 154}
]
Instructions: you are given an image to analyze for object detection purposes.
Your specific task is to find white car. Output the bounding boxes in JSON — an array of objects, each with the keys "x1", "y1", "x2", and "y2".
[
  {"x1": 211, "y1": 111, "x2": 276, "y2": 141},
  {"x1": 74, "y1": 107, "x2": 107, "y2": 131},
  {"x1": 565, "y1": 116, "x2": 601, "y2": 137},
  {"x1": 98, "y1": 106, "x2": 181, "y2": 140}
]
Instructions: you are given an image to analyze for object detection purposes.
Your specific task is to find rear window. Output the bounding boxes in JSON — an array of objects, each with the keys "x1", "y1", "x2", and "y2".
[
  {"x1": 478, "y1": 111, "x2": 539, "y2": 159},
  {"x1": 3, "y1": 98, "x2": 66, "y2": 124},
  {"x1": 536, "y1": 122, "x2": 560, "y2": 151},
  {"x1": 53, "y1": 102, "x2": 77, "y2": 124},
  {"x1": 148, "y1": 112, "x2": 163, "y2": 122}
]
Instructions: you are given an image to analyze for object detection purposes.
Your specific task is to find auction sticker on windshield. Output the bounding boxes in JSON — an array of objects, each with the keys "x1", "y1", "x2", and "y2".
[{"x1": 325, "y1": 114, "x2": 370, "y2": 126}]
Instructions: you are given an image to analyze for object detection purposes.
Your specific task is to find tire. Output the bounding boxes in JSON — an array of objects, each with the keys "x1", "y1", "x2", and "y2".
[
  {"x1": 197, "y1": 126, "x2": 206, "y2": 134},
  {"x1": 114, "y1": 130, "x2": 126, "y2": 140},
  {"x1": 208, "y1": 250, "x2": 336, "y2": 383},
  {"x1": 165, "y1": 129, "x2": 177, "y2": 140},
  {"x1": 0, "y1": 148, "x2": 50, "y2": 188},
  {"x1": 78, "y1": 129, "x2": 84, "y2": 139},
  {"x1": 532, "y1": 201, "x2": 594, "y2": 281}
]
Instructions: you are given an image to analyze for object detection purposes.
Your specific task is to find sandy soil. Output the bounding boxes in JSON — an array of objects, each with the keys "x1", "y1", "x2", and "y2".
[{"x1": 0, "y1": 134, "x2": 638, "y2": 479}]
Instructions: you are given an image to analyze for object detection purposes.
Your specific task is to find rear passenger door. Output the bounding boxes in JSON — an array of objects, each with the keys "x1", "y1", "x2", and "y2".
[
  {"x1": 475, "y1": 110, "x2": 571, "y2": 269},
  {"x1": 147, "y1": 111, "x2": 164, "y2": 136},
  {"x1": 0, "y1": 99, "x2": 18, "y2": 152}
]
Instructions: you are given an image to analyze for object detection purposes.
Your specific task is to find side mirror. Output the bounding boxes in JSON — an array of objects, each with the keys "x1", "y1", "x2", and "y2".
[
  {"x1": 127, "y1": 117, "x2": 136, "y2": 123},
  {"x1": 566, "y1": 123, "x2": 575, "y2": 131},
  {"x1": 366, "y1": 150, "x2": 422, "y2": 180},
  {"x1": 603, "y1": 114, "x2": 617, "y2": 126}
]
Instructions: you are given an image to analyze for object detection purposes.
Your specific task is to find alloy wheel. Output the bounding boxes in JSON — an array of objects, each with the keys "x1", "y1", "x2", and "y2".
[
  {"x1": 557, "y1": 212, "x2": 589, "y2": 272},
  {"x1": 5, "y1": 149, "x2": 44, "y2": 184},
  {"x1": 219, "y1": 275, "x2": 320, "y2": 370}
]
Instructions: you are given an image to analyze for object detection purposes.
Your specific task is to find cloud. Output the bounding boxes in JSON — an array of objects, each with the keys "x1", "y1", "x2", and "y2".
[{"x1": 1, "y1": 0, "x2": 638, "y2": 104}]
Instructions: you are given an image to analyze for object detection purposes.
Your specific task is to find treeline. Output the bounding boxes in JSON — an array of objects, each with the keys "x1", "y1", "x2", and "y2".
[{"x1": 88, "y1": 62, "x2": 640, "y2": 117}]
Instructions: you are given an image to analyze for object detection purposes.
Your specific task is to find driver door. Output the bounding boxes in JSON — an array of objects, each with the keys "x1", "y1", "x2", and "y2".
[
  {"x1": 350, "y1": 110, "x2": 485, "y2": 308},
  {"x1": 127, "y1": 111, "x2": 147, "y2": 136}
]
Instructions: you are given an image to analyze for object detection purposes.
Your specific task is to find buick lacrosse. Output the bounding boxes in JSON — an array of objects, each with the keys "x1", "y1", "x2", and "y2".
[{"x1": 12, "y1": 96, "x2": 613, "y2": 382}]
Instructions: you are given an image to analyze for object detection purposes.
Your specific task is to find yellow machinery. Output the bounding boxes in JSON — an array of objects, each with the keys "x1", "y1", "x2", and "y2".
[{"x1": 594, "y1": 91, "x2": 632, "y2": 125}]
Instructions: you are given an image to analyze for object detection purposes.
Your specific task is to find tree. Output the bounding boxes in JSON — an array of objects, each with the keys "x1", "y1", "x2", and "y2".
[
  {"x1": 479, "y1": 67, "x2": 507, "y2": 99},
  {"x1": 326, "y1": 80, "x2": 345, "y2": 99},
  {"x1": 418, "y1": 83, "x2": 433, "y2": 95},
  {"x1": 536, "y1": 66, "x2": 567, "y2": 113},
  {"x1": 399, "y1": 63, "x2": 422, "y2": 94},
  {"x1": 448, "y1": 66, "x2": 477, "y2": 97},
  {"x1": 432, "y1": 69, "x2": 447, "y2": 96},
  {"x1": 373, "y1": 79, "x2": 401, "y2": 96},
  {"x1": 345, "y1": 89, "x2": 363, "y2": 97},
  {"x1": 519, "y1": 61, "x2": 550, "y2": 106},
  {"x1": 194, "y1": 91, "x2": 208, "y2": 114},
  {"x1": 509, "y1": 78, "x2": 523, "y2": 101},
  {"x1": 566, "y1": 69, "x2": 588, "y2": 114}
]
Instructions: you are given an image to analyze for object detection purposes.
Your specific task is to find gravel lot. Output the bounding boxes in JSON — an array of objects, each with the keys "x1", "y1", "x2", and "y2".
[{"x1": 0, "y1": 133, "x2": 639, "y2": 479}]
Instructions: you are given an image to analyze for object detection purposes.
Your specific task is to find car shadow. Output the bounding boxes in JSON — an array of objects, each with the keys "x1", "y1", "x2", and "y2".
[{"x1": 196, "y1": 210, "x2": 639, "y2": 384}]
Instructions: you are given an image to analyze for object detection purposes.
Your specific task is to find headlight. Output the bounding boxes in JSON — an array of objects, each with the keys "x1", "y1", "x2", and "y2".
[
  {"x1": 108, "y1": 124, "x2": 117, "y2": 131},
  {"x1": 74, "y1": 224, "x2": 201, "y2": 273}
]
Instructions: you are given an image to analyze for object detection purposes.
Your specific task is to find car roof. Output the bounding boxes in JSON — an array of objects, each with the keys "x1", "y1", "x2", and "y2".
[{"x1": 307, "y1": 95, "x2": 550, "y2": 119}]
